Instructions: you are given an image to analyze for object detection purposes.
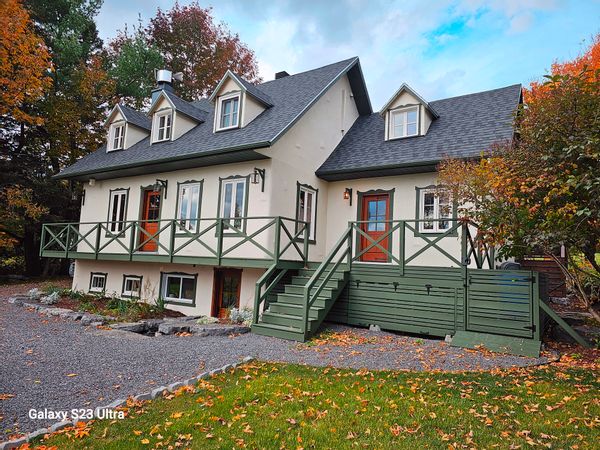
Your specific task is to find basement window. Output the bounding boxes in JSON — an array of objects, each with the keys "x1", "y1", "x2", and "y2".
[
  {"x1": 161, "y1": 273, "x2": 196, "y2": 305},
  {"x1": 89, "y1": 272, "x2": 107, "y2": 293},
  {"x1": 122, "y1": 275, "x2": 142, "y2": 298}
]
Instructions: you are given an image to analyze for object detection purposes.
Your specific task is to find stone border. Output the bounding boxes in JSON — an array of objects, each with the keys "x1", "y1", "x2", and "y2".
[
  {"x1": 0, "y1": 356, "x2": 255, "y2": 449},
  {"x1": 8, "y1": 295, "x2": 113, "y2": 326}
]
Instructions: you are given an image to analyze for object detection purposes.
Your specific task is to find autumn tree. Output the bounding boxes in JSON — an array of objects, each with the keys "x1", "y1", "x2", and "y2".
[
  {"x1": 439, "y1": 35, "x2": 600, "y2": 321},
  {"x1": 147, "y1": 2, "x2": 260, "y2": 100}
]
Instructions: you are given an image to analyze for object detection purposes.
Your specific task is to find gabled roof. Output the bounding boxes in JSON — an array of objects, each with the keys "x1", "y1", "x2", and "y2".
[
  {"x1": 317, "y1": 84, "x2": 522, "y2": 181},
  {"x1": 104, "y1": 104, "x2": 151, "y2": 131},
  {"x1": 208, "y1": 70, "x2": 274, "y2": 107},
  {"x1": 148, "y1": 90, "x2": 207, "y2": 123},
  {"x1": 379, "y1": 83, "x2": 439, "y2": 118},
  {"x1": 56, "y1": 57, "x2": 372, "y2": 180}
]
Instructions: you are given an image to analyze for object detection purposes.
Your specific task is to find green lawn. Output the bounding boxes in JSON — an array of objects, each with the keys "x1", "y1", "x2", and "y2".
[{"x1": 35, "y1": 362, "x2": 599, "y2": 449}]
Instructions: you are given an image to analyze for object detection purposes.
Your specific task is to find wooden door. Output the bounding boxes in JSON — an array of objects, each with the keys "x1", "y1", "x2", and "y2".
[
  {"x1": 139, "y1": 190, "x2": 161, "y2": 252},
  {"x1": 212, "y1": 269, "x2": 242, "y2": 319},
  {"x1": 359, "y1": 193, "x2": 390, "y2": 262}
]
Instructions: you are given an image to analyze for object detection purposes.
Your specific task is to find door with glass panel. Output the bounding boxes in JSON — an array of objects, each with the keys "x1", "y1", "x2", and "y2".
[
  {"x1": 212, "y1": 269, "x2": 242, "y2": 319},
  {"x1": 139, "y1": 189, "x2": 161, "y2": 252},
  {"x1": 359, "y1": 193, "x2": 390, "y2": 262}
]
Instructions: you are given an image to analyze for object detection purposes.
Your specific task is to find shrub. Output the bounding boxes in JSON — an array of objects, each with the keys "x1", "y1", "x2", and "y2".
[
  {"x1": 228, "y1": 307, "x2": 253, "y2": 325},
  {"x1": 155, "y1": 296, "x2": 166, "y2": 312},
  {"x1": 197, "y1": 316, "x2": 219, "y2": 325}
]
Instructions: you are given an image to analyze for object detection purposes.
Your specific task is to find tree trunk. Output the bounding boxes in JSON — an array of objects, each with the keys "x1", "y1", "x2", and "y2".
[{"x1": 22, "y1": 226, "x2": 42, "y2": 276}]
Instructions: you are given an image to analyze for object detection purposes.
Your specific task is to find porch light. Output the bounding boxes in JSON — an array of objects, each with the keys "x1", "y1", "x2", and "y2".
[
  {"x1": 344, "y1": 187, "x2": 352, "y2": 206},
  {"x1": 153, "y1": 179, "x2": 168, "y2": 198},
  {"x1": 251, "y1": 168, "x2": 265, "y2": 192}
]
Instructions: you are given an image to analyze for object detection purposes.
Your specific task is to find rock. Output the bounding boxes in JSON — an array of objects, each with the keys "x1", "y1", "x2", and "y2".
[
  {"x1": 209, "y1": 368, "x2": 222, "y2": 377},
  {"x1": 81, "y1": 314, "x2": 105, "y2": 326},
  {"x1": 221, "y1": 364, "x2": 233, "y2": 373},
  {"x1": 182, "y1": 378, "x2": 197, "y2": 386},
  {"x1": 167, "y1": 381, "x2": 184, "y2": 392},
  {"x1": 49, "y1": 420, "x2": 72, "y2": 432},
  {"x1": 8, "y1": 296, "x2": 24, "y2": 305},
  {"x1": 1, "y1": 437, "x2": 27, "y2": 449},
  {"x1": 157, "y1": 323, "x2": 190, "y2": 335},
  {"x1": 58, "y1": 310, "x2": 76, "y2": 319},
  {"x1": 48, "y1": 308, "x2": 72, "y2": 317},
  {"x1": 445, "y1": 334, "x2": 453, "y2": 343},
  {"x1": 110, "y1": 322, "x2": 147, "y2": 333},
  {"x1": 106, "y1": 398, "x2": 127, "y2": 409},
  {"x1": 151, "y1": 387, "x2": 167, "y2": 399},
  {"x1": 26, "y1": 428, "x2": 48, "y2": 441},
  {"x1": 368, "y1": 324, "x2": 381, "y2": 332},
  {"x1": 40, "y1": 292, "x2": 60, "y2": 305},
  {"x1": 196, "y1": 371, "x2": 209, "y2": 380},
  {"x1": 89, "y1": 321, "x2": 104, "y2": 327},
  {"x1": 242, "y1": 356, "x2": 254, "y2": 363},
  {"x1": 133, "y1": 392, "x2": 152, "y2": 401}
]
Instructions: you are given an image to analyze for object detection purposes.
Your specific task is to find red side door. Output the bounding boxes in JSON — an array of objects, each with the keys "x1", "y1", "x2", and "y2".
[
  {"x1": 139, "y1": 190, "x2": 161, "y2": 252},
  {"x1": 359, "y1": 193, "x2": 390, "y2": 262}
]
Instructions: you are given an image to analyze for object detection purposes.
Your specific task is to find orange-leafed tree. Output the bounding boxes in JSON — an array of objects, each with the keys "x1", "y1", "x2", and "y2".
[
  {"x1": 439, "y1": 34, "x2": 600, "y2": 321},
  {"x1": 0, "y1": 0, "x2": 52, "y2": 124}
]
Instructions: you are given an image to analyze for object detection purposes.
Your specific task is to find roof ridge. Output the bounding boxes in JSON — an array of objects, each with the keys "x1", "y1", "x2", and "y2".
[
  {"x1": 259, "y1": 56, "x2": 358, "y2": 86},
  {"x1": 430, "y1": 83, "x2": 522, "y2": 103}
]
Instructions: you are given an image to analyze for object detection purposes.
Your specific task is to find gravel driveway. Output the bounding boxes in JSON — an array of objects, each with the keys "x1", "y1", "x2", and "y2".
[{"x1": 0, "y1": 297, "x2": 548, "y2": 440}]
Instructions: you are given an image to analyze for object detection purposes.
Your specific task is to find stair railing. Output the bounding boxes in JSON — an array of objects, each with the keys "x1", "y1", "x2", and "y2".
[
  {"x1": 253, "y1": 264, "x2": 289, "y2": 325},
  {"x1": 301, "y1": 226, "x2": 352, "y2": 335}
]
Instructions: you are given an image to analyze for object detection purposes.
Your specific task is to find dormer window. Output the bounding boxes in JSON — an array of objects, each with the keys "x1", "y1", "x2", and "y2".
[
  {"x1": 216, "y1": 93, "x2": 240, "y2": 131},
  {"x1": 390, "y1": 106, "x2": 418, "y2": 139},
  {"x1": 109, "y1": 123, "x2": 125, "y2": 151},
  {"x1": 154, "y1": 111, "x2": 172, "y2": 142}
]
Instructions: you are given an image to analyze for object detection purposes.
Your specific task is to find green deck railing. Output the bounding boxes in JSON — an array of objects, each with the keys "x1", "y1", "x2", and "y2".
[{"x1": 40, "y1": 216, "x2": 309, "y2": 268}]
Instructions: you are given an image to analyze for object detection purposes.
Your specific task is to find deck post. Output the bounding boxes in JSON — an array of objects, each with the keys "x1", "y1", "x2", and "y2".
[
  {"x1": 95, "y1": 224, "x2": 101, "y2": 260},
  {"x1": 303, "y1": 222, "x2": 309, "y2": 267},
  {"x1": 39, "y1": 225, "x2": 46, "y2": 257},
  {"x1": 531, "y1": 271, "x2": 541, "y2": 341},
  {"x1": 216, "y1": 218, "x2": 223, "y2": 266},
  {"x1": 64, "y1": 225, "x2": 71, "y2": 259},
  {"x1": 274, "y1": 217, "x2": 281, "y2": 266},
  {"x1": 461, "y1": 221, "x2": 469, "y2": 331},
  {"x1": 129, "y1": 222, "x2": 136, "y2": 261},
  {"x1": 399, "y1": 221, "x2": 405, "y2": 276},
  {"x1": 169, "y1": 220, "x2": 176, "y2": 262},
  {"x1": 346, "y1": 224, "x2": 352, "y2": 270}
]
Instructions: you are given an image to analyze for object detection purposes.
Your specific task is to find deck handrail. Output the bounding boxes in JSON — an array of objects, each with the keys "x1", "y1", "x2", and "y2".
[
  {"x1": 40, "y1": 216, "x2": 310, "y2": 266},
  {"x1": 301, "y1": 226, "x2": 352, "y2": 335}
]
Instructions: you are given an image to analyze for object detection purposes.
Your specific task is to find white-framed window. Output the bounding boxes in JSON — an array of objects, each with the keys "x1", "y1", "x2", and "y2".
[
  {"x1": 154, "y1": 110, "x2": 172, "y2": 142},
  {"x1": 220, "y1": 177, "x2": 247, "y2": 229},
  {"x1": 161, "y1": 273, "x2": 196, "y2": 305},
  {"x1": 108, "y1": 189, "x2": 128, "y2": 233},
  {"x1": 216, "y1": 93, "x2": 240, "y2": 131},
  {"x1": 177, "y1": 182, "x2": 202, "y2": 232},
  {"x1": 90, "y1": 272, "x2": 107, "y2": 293},
  {"x1": 109, "y1": 123, "x2": 125, "y2": 151},
  {"x1": 420, "y1": 188, "x2": 452, "y2": 233},
  {"x1": 122, "y1": 275, "x2": 142, "y2": 298},
  {"x1": 296, "y1": 184, "x2": 317, "y2": 240},
  {"x1": 390, "y1": 106, "x2": 418, "y2": 139}
]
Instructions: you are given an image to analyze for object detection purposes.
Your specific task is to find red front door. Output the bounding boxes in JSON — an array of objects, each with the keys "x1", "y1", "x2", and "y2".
[
  {"x1": 139, "y1": 190, "x2": 161, "y2": 252},
  {"x1": 359, "y1": 193, "x2": 390, "y2": 262}
]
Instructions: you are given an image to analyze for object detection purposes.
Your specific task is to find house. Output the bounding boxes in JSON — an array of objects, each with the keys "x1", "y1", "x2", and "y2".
[{"x1": 42, "y1": 57, "x2": 544, "y2": 355}]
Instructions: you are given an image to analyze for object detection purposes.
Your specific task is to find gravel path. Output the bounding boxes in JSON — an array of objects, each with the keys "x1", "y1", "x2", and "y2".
[{"x1": 0, "y1": 297, "x2": 548, "y2": 440}]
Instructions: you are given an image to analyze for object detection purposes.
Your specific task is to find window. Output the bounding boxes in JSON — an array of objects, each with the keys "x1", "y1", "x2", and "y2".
[
  {"x1": 219, "y1": 176, "x2": 247, "y2": 229},
  {"x1": 296, "y1": 183, "x2": 317, "y2": 241},
  {"x1": 419, "y1": 188, "x2": 452, "y2": 233},
  {"x1": 176, "y1": 182, "x2": 202, "y2": 233},
  {"x1": 89, "y1": 272, "x2": 107, "y2": 293},
  {"x1": 161, "y1": 273, "x2": 196, "y2": 305},
  {"x1": 390, "y1": 107, "x2": 418, "y2": 139},
  {"x1": 122, "y1": 275, "x2": 142, "y2": 298},
  {"x1": 217, "y1": 94, "x2": 240, "y2": 130},
  {"x1": 109, "y1": 124, "x2": 125, "y2": 151},
  {"x1": 154, "y1": 111, "x2": 172, "y2": 142},
  {"x1": 108, "y1": 189, "x2": 128, "y2": 233}
]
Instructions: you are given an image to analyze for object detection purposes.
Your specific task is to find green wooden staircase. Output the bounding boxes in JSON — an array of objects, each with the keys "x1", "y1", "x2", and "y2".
[{"x1": 252, "y1": 227, "x2": 352, "y2": 342}]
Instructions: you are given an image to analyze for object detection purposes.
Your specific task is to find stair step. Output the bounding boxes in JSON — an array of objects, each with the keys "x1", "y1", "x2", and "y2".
[
  {"x1": 251, "y1": 323, "x2": 305, "y2": 341},
  {"x1": 269, "y1": 302, "x2": 323, "y2": 318},
  {"x1": 297, "y1": 268, "x2": 347, "y2": 280},
  {"x1": 284, "y1": 284, "x2": 335, "y2": 296},
  {"x1": 276, "y1": 292, "x2": 332, "y2": 305},
  {"x1": 261, "y1": 311, "x2": 318, "y2": 331},
  {"x1": 290, "y1": 276, "x2": 342, "y2": 289}
]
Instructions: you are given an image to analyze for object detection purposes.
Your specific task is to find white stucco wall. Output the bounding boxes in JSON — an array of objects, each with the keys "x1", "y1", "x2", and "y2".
[
  {"x1": 72, "y1": 259, "x2": 262, "y2": 316},
  {"x1": 125, "y1": 124, "x2": 148, "y2": 148}
]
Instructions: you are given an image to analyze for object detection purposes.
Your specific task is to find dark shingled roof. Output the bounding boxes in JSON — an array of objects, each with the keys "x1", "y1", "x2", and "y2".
[
  {"x1": 57, "y1": 57, "x2": 366, "y2": 180},
  {"x1": 119, "y1": 104, "x2": 151, "y2": 130},
  {"x1": 235, "y1": 75, "x2": 274, "y2": 107},
  {"x1": 316, "y1": 84, "x2": 522, "y2": 180},
  {"x1": 162, "y1": 90, "x2": 207, "y2": 122}
]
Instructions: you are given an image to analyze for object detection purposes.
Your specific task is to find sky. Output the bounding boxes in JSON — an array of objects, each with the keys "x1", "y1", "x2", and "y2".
[{"x1": 96, "y1": 0, "x2": 600, "y2": 109}]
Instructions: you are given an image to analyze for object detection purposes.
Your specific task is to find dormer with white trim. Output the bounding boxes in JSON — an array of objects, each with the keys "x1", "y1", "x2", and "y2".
[
  {"x1": 209, "y1": 70, "x2": 273, "y2": 132},
  {"x1": 380, "y1": 83, "x2": 439, "y2": 141},
  {"x1": 104, "y1": 104, "x2": 151, "y2": 152},
  {"x1": 147, "y1": 89, "x2": 207, "y2": 143}
]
